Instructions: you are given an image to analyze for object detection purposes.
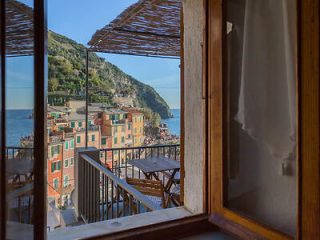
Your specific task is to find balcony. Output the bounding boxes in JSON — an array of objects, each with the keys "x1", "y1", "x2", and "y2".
[{"x1": 76, "y1": 144, "x2": 181, "y2": 224}]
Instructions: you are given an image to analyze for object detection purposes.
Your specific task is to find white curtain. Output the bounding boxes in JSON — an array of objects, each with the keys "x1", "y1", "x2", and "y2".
[{"x1": 235, "y1": 0, "x2": 297, "y2": 161}]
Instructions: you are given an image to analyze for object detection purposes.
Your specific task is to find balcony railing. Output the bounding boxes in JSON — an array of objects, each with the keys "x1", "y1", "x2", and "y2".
[
  {"x1": 78, "y1": 152, "x2": 161, "y2": 224},
  {"x1": 77, "y1": 144, "x2": 180, "y2": 224}
]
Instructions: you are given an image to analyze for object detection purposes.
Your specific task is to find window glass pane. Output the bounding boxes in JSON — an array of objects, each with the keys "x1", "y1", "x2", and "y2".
[
  {"x1": 5, "y1": 0, "x2": 35, "y2": 238},
  {"x1": 223, "y1": 0, "x2": 297, "y2": 236}
]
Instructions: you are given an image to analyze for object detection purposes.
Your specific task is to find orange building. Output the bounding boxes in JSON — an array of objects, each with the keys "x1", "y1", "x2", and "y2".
[
  {"x1": 123, "y1": 108, "x2": 145, "y2": 147},
  {"x1": 47, "y1": 141, "x2": 63, "y2": 202}
]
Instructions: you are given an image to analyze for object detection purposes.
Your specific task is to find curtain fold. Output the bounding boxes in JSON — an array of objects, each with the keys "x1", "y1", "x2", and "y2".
[{"x1": 235, "y1": 0, "x2": 297, "y2": 161}]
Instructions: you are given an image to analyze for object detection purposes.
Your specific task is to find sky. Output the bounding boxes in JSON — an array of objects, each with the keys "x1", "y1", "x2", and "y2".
[{"x1": 7, "y1": 0, "x2": 180, "y2": 109}]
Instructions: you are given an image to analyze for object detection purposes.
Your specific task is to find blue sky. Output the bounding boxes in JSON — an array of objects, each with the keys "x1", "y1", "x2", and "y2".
[{"x1": 7, "y1": 0, "x2": 180, "y2": 109}]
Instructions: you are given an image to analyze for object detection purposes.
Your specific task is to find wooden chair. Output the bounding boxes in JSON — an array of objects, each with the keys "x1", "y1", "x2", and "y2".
[{"x1": 126, "y1": 177, "x2": 168, "y2": 209}]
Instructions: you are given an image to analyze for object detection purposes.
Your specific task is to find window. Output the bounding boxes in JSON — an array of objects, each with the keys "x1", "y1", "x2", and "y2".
[
  {"x1": 70, "y1": 139, "x2": 74, "y2": 149},
  {"x1": 102, "y1": 138, "x2": 106, "y2": 145},
  {"x1": 114, "y1": 137, "x2": 118, "y2": 144},
  {"x1": 121, "y1": 136, "x2": 125, "y2": 143},
  {"x1": 51, "y1": 161, "x2": 62, "y2": 172},
  {"x1": 63, "y1": 175, "x2": 69, "y2": 187},
  {"x1": 122, "y1": 126, "x2": 125, "y2": 132},
  {"x1": 77, "y1": 135, "x2": 81, "y2": 144},
  {"x1": 70, "y1": 157, "x2": 74, "y2": 166},
  {"x1": 92, "y1": 135, "x2": 95, "y2": 142},
  {"x1": 71, "y1": 121, "x2": 75, "y2": 128},
  {"x1": 64, "y1": 159, "x2": 69, "y2": 168},
  {"x1": 128, "y1": 124, "x2": 131, "y2": 130},
  {"x1": 51, "y1": 162, "x2": 55, "y2": 173},
  {"x1": 65, "y1": 141, "x2": 69, "y2": 150},
  {"x1": 53, "y1": 179, "x2": 59, "y2": 189},
  {"x1": 114, "y1": 127, "x2": 118, "y2": 134},
  {"x1": 128, "y1": 134, "x2": 131, "y2": 139},
  {"x1": 57, "y1": 161, "x2": 61, "y2": 170},
  {"x1": 134, "y1": 128, "x2": 137, "y2": 134},
  {"x1": 78, "y1": 121, "x2": 83, "y2": 127},
  {"x1": 51, "y1": 146, "x2": 54, "y2": 156}
]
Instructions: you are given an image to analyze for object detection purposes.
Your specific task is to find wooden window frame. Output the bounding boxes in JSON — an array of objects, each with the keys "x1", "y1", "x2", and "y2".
[{"x1": 207, "y1": 0, "x2": 320, "y2": 239}]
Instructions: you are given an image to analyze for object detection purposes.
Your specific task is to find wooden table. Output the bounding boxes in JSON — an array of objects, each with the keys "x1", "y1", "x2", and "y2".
[{"x1": 128, "y1": 156, "x2": 180, "y2": 193}]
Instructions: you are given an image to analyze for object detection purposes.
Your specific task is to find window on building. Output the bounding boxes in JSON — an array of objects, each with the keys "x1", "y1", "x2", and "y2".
[
  {"x1": 64, "y1": 159, "x2": 69, "y2": 168},
  {"x1": 92, "y1": 135, "x2": 95, "y2": 142},
  {"x1": 77, "y1": 135, "x2": 81, "y2": 144},
  {"x1": 70, "y1": 157, "x2": 74, "y2": 166},
  {"x1": 71, "y1": 121, "x2": 75, "y2": 128},
  {"x1": 121, "y1": 136, "x2": 125, "y2": 143},
  {"x1": 128, "y1": 124, "x2": 131, "y2": 130},
  {"x1": 134, "y1": 128, "x2": 137, "y2": 134},
  {"x1": 51, "y1": 161, "x2": 61, "y2": 172},
  {"x1": 114, "y1": 137, "x2": 118, "y2": 144},
  {"x1": 128, "y1": 134, "x2": 131, "y2": 139},
  {"x1": 102, "y1": 138, "x2": 106, "y2": 145},
  {"x1": 65, "y1": 141, "x2": 69, "y2": 150},
  {"x1": 70, "y1": 139, "x2": 74, "y2": 149},
  {"x1": 57, "y1": 161, "x2": 61, "y2": 170},
  {"x1": 78, "y1": 121, "x2": 83, "y2": 127},
  {"x1": 53, "y1": 179, "x2": 59, "y2": 189},
  {"x1": 63, "y1": 175, "x2": 69, "y2": 187}
]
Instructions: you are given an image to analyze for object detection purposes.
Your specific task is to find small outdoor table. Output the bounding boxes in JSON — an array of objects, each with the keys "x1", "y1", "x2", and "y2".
[{"x1": 128, "y1": 156, "x2": 180, "y2": 193}]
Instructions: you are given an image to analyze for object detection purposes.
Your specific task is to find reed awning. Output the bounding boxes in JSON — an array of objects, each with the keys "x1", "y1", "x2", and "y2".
[
  {"x1": 4, "y1": 0, "x2": 34, "y2": 57},
  {"x1": 88, "y1": 0, "x2": 181, "y2": 58}
]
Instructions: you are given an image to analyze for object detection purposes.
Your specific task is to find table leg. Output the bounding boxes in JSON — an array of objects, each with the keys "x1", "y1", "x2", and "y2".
[{"x1": 164, "y1": 169, "x2": 179, "y2": 193}]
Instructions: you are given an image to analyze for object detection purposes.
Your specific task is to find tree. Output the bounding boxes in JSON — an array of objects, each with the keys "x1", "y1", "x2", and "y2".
[{"x1": 48, "y1": 78, "x2": 59, "y2": 92}]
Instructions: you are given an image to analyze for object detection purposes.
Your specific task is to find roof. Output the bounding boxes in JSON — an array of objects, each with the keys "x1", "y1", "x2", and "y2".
[
  {"x1": 68, "y1": 112, "x2": 86, "y2": 121},
  {"x1": 48, "y1": 105, "x2": 71, "y2": 113},
  {"x1": 5, "y1": 0, "x2": 34, "y2": 57},
  {"x1": 122, "y1": 107, "x2": 143, "y2": 114},
  {"x1": 88, "y1": 0, "x2": 181, "y2": 58}
]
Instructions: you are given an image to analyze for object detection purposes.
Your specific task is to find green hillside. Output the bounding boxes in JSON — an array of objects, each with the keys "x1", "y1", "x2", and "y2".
[{"x1": 48, "y1": 31, "x2": 172, "y2": 119}]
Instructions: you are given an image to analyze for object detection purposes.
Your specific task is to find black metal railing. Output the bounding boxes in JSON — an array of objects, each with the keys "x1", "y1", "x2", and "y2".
[
  {"x1": 100, "y1": 144, "x2": 180, "y2": 180},
  {"x1": 77, "y1": 144, "x2": 180, "y2": 224},
  {"x1": 78, "y1": 152, "x2": 161, "y2": 224}
]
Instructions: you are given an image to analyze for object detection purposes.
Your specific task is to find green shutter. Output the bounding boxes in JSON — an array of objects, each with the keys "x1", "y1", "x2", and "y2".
[
  {"x1": 57, "y1": 161, "x2": 61, "y2": 170},
  {"x1": 65, "y1": 159, "x2": 68, "y2": 167},
  {"x1": 51, "y1": 146, "x2": 54, "y2": 156},
  {"x1": 70, "y1": 139, "x2": 74, "y2": 148},
  {"x1": 65, "y1": 141, "x2": 69, "y2": 150},
  {"x1": 121, "y1": 136, "x2": 124, "y2": 143},
  {"x1": 114, "y1": 137, "x2": 117, "y2": 144},
  {"x1": 71, "y1": 121, "x2": 75, "y2": 128},
  {"x1": 92, "y1": 135, "x2": 95, "y2": 142},
  {"x1": 102, "y1": 138, "x2": 106, "y2": 145},
  {"x1": 78, "y1": 121, "x2": 82, "y2": 127},
  {"x1": 51, "y1": 163, "x2": 55, "y2": 172},
  {"x1": 77, "y1": 136, "x2": 81, "y2": 144}
]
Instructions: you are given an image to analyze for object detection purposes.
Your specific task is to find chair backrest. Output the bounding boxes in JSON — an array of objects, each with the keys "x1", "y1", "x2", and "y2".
[{"x1": 126, "y1": 177, "x2": 165, "y2": 206}]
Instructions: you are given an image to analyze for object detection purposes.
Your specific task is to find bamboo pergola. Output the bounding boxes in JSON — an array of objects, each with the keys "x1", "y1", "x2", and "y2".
[
  {"x1": 88, "y1": 0, "x2": 181, "y2": 58},
  {"x1": 4, "y1": 0, "x2": 34, "y2": 57}
]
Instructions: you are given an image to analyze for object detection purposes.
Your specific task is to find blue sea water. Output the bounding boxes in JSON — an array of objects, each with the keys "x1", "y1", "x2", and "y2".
[
  {"x1": 6, "y1": 109, "x2": 34, "y2": 147},
  {"x1": 162, "y1": 109, "x2": 180, "y2": 136}
]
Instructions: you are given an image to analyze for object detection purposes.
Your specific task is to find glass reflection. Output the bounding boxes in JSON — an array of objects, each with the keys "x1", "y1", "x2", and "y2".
[{"x1": 224, "y1": 0, "x2": 297, "y2": 236}]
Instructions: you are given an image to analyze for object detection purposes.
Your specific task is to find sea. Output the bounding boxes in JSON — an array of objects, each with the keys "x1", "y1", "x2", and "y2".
[
  {"x1": 6, "y1": 109, "x2": 180, "y2": 147},
  {"x1": 6, "y1": 109, "x2": 34, "y2": 147},
  {"x1": 162, "y1": 109, "x2": 180, "y2": 136}
]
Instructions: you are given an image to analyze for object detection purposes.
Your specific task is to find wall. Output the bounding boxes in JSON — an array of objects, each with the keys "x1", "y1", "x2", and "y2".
[{"x1": 183, "y1": 0, "x2": 206, "y2": 214}]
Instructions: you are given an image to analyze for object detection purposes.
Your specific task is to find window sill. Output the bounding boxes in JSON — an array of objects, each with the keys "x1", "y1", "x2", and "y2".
[{"x1": 48, "y1": 207, "x2": 192, "y2": 240}]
